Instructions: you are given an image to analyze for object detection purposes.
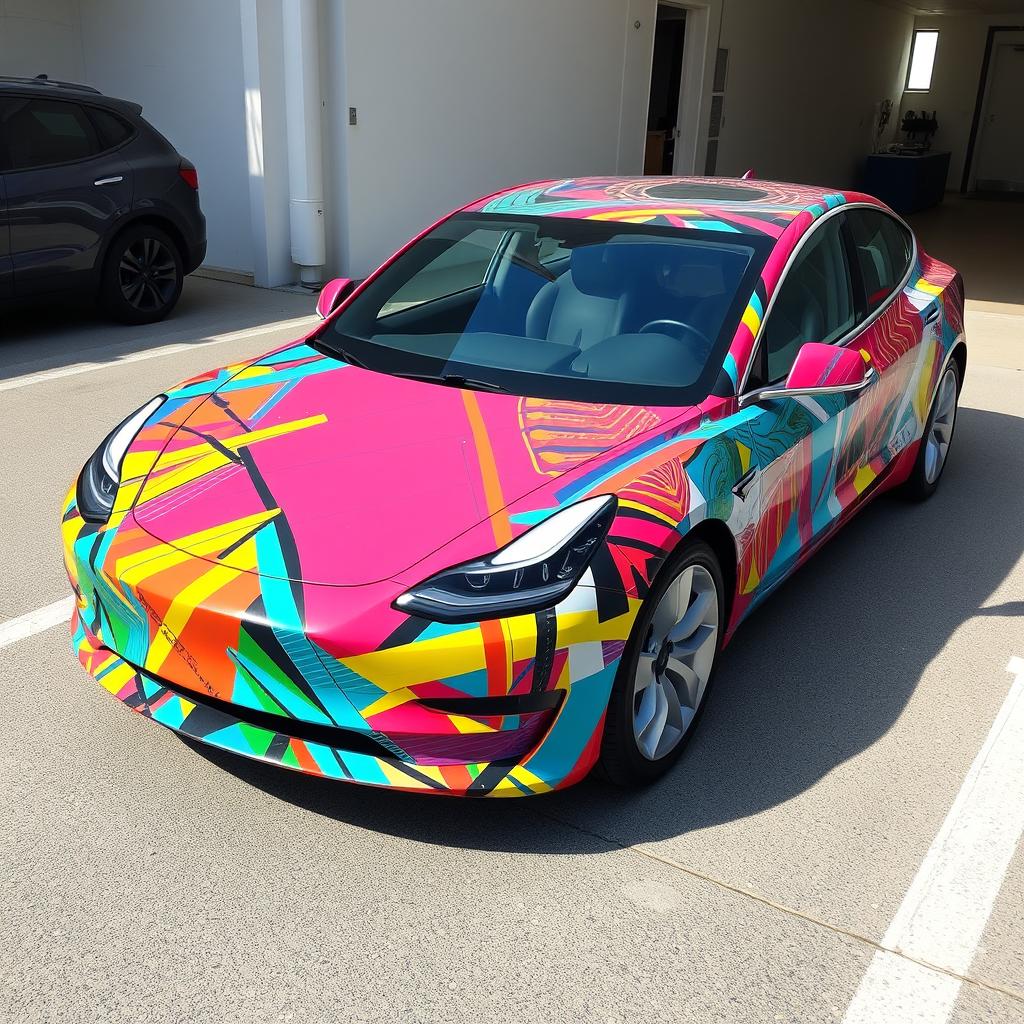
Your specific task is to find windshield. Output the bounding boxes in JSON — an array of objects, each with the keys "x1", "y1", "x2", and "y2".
[{"x1": 321, "y1": 213, "x2": 771, "y2": 404}]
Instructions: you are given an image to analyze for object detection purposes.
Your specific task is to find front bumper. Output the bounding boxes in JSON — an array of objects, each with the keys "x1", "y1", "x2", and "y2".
[{"x1": 62, "y1": 493, "x2": 637, "y2": 797}]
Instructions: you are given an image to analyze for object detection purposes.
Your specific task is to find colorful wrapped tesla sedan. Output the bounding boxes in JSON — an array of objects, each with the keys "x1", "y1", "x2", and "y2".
[{"x1": 62, "y1": 177, "x2": 966, "y2": 797}]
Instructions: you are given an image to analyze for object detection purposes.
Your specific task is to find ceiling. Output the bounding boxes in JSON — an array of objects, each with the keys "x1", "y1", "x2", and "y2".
[{"x1": 876, "y1": 0, "x2": 1024, "y2": 13}]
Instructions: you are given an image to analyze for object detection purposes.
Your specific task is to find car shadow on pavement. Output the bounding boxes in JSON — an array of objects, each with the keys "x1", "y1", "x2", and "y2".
[
  {"x1": 190, "y1": 404, "x2": 1023, "y2": 854},
  {"x1": 0, "y1": 277, "x2": 314, "y2": 383}
]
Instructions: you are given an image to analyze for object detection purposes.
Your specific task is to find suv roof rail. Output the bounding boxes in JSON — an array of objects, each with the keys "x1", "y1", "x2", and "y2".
[{"x1": 0, "y1": 75, "x2": 102, "y2": 95}]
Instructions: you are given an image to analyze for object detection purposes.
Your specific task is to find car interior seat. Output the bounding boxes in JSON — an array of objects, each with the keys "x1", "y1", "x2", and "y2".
[
  {"x1": 856, "y1": 243, "x2": 892, "y2": 309},
  {"x1": 525, "y1": 245, "x2": 627, "y2": 350}
]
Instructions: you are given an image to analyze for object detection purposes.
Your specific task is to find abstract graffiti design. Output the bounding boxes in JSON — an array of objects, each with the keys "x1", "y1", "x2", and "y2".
[{"x1": 62, "y1": 177, "x2": 966, "y2": 796}]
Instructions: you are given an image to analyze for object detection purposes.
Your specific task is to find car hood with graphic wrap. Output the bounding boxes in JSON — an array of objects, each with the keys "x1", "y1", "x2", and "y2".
[{"x1": 125, "y1": 342, "x2": 694, "y2": 588}]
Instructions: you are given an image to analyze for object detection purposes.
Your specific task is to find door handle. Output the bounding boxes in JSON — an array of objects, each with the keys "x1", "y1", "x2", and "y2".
[
  {"x1": 923, "y1": 303, "x2": 941, "y2": 326},
  {"x1": 732, "y1": 467, "x2": 757, "y2": 501},
  {"x1": 94, "y1": 176, "x2": 124, "y2": 186}
]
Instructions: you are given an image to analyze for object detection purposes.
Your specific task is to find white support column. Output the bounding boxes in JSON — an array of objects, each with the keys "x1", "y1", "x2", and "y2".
[
  {"x1": 282, "y1": 0, "x2": 327, "y2": 287},
  {"x1": 239, "y1": 0, "x2": 294, "y2": 288}
]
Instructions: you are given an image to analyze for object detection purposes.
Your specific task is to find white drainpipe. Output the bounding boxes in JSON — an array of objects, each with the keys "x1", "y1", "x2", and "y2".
[{"x1": 282, "y1": 0, "x2": 326, "y2": 286}]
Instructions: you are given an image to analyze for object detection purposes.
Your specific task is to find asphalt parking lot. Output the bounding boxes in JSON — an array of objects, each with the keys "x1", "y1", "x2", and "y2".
[{"x1": 1, "y1": 263, "x2": 1022, "y2": 1023}]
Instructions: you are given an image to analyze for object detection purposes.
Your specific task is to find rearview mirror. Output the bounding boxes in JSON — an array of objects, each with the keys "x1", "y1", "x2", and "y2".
[
  {"x1": 740, "y1": 342, "x2": 874, "y2": 406},
  {"x1": 316, "y1": 277, "x2": 355, "y2": 319}
]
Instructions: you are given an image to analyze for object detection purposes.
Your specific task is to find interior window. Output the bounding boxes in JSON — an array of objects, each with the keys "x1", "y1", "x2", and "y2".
[
  {"x1": 760, "y1": 216, "x2": 855, "y2": 384},
  {"x1": 906, "y1": 29, "x2": 939, "y2": 91},
  {"x1": 0, "y1": 98, "x2": 100, "y2": 171},
  {"x1": 847, "y1": 209, "x2": 913, "y2": 314}
]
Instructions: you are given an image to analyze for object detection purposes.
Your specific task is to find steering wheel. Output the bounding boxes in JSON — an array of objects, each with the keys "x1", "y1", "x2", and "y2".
[{"x1": 638, "y1": 319, "x2": 714, "y2": 351}]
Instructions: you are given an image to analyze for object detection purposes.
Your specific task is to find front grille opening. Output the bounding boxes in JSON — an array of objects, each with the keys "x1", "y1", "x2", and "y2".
[
  {"x1": 133, "y1": 668, "x2": 396, "y2": 760},
  {"x1": 417, "y1": 690, "x2": 563, "y2": 716},
  {"x1": 128, "y1": 662, "x2": 564, "y2": 768}
]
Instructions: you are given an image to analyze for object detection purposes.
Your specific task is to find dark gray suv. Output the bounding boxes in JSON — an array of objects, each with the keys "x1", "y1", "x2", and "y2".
[{"x1": 0, "y1": 76, "x2": 207, "y2": 324}]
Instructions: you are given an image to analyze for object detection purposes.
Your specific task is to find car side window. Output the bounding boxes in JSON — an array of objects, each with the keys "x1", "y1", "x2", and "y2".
[
  {"x1": 0, "y1": 98, "x2": 100, "y2": 171},
  {"x1": 759, "y1": 216, "x2": 855, "y2": 385},
  {"x1": 87, "y1": 107, "x2": 134, "y2": 150},
  {"x1": 846, "y1": 209, "x2": 913, "y2": 314}
]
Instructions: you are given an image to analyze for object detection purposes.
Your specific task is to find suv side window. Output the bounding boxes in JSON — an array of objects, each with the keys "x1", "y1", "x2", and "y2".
[
  {"x1": 87, "y1": 107, "x2": 134, "y2": 150},
  {"x1": 846, "y1": 209, "x2": 913, "y2": 314},
  {"x1": 758, "y1": 215, "x2": 855, "y2": 385},
  {"x1": 0, "y1": 98, "x2": 100, "y2": 171}
]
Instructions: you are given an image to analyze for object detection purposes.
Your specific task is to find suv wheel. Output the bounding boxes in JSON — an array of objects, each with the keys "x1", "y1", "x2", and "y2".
[{"x1": 100, "y1": 225, "x2": 183, "y2": 324}]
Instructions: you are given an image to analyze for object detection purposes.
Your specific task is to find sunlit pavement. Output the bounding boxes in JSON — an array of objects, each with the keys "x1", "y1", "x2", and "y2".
[{"x1": 1, "y1": 274, "x2": 1022, "y2": 1023}]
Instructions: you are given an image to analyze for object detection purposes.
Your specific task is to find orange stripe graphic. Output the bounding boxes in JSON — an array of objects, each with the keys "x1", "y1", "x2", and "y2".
[
  {"x1": 461, "y1": 391, "x2": 512, "y2": 546},
  {"x1": 480, "y1": 618, "x2": 509, "y2": 696}
]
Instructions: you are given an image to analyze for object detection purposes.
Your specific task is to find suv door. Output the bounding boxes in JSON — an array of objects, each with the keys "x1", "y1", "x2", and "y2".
[
  {"x1": 0, "y1": 173, "x2": 11, "y2": 299},
  {"x1": 0, "y1": 96, "x2": 133, "y2": 295},
  {"x1": 740, "y1": 211, "x2": 866, "y2": 595}
]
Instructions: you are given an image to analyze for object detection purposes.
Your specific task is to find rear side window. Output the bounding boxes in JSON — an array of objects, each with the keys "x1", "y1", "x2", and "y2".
[
  {"x1": 759, "y1": 216, "x2": 855, "y2": 384},
  {"x1": 0, "y1": 98, "x2": 100, "y2": 171},
  {"x1": 88, "y1": 107, "x2": 134, "y2": 150},
  {"x1": 846, "y1": 209, "x2": 913, "y2": 313}
]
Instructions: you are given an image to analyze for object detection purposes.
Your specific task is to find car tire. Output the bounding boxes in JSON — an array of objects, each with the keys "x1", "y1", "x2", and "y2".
[
  {"x1": 99, "y1": 224, "x2": 184, "y2": 325},
  {"x1": 598, "y1": 539, "x2": 725, "y2": 786},
  {"x1": 904, "y1": 360, "x2": 960, "y2": 502}
]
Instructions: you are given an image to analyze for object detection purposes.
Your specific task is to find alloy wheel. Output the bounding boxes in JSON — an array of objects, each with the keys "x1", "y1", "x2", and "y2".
[
  {"x1": 924, "y1": 367, "x2": 957, "y2": 484},
  {"x1": 632, "y1": 564, "x2": 719, "y2": 761},
  {"x1": 118, "y1": 237, "x2": 178, "y2": 312}
]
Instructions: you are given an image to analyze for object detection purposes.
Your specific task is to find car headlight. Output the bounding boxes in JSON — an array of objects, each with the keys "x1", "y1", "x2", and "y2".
[
  {"x1": 77, "y1": 395, "x2": 166, "y2": 523},
  {"x1": 395, "y1": 495, "x2": 617, "y2": 623}
]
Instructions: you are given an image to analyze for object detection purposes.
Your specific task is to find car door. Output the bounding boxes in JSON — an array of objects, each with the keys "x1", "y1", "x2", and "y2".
[
  {"x1": 740, "y1": 211, "x2": 870, "y2": 596},
  {"x1": 0, "y1": 95, "x2": 133, "y2": 296},
  {"x1": 0, "y1": 173, "x2": 11, "y2": 300},
  {"x1": 841, "y1": 207, "x2": 923, "y2": 475}
]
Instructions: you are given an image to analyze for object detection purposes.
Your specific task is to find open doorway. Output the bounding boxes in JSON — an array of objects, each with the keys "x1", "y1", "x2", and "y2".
[
  {"x1": 644, "y1": 4, "x2": 687, "y2": 176},
  {"x1": 964, "y1": 28, "x2": 1024, "y2": 195}
]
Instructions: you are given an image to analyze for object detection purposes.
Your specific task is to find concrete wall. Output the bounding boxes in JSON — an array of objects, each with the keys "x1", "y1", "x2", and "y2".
[
  {"x1": 900, "y1": 12, "x2": 1024, "y2": 190},
  {"x1": 2, "y1": 0, "x2": 933, "y2": 284},
  {"x1": 77, "y1": 0, "x2": 254, "y2": 275},
  {"x1": 327, "y1": 0, "x2": 919, "y2": 277},
  {"x1": 714, "y1": 0, "x2": 914, "y2": 189},
  {"x1": 327, "y1": 0, "x2": 659, "y2": 277},
  {"x1": 0, "y1": 0, "x2": 82, "y2": 80}
]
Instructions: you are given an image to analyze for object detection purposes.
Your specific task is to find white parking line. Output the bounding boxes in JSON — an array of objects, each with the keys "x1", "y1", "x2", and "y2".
[
  {"x1": 843, "y1": 657, "x2": 1024, "y2": 1023},
  {"x1": 0, "y1": 315, "x2": 317, "y2": 393},
  {"x1": 0, "y1": 598, "x2": 75, "y2": 651}
]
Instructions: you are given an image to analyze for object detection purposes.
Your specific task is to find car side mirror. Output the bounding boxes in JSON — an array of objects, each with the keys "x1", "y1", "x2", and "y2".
[
  {"x1": 316, "y1": 277, "x2": 356, "y2": 319},
  {"x1": 785, "y1": 342, "x2": 873, "y2": 391},
  {"x1": 740, "y1": 342, "x2": 874, "y2": 406}
]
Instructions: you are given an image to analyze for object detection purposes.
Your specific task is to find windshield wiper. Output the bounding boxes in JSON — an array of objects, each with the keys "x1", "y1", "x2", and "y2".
[
  {"x1": 310, "y1": 337, "x2": 505, "y2": 392},
  {"x1": 391, "y1": 371, "x2": 508, "y2": 393},
  {"x1": 309, "y1": 337, "x2": 370, "y2": 369}
]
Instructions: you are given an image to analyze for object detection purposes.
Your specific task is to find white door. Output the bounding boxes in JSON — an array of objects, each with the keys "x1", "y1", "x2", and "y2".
[{"x1": 976, "y1": 42, "x2": 1024, "y2": 192}]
